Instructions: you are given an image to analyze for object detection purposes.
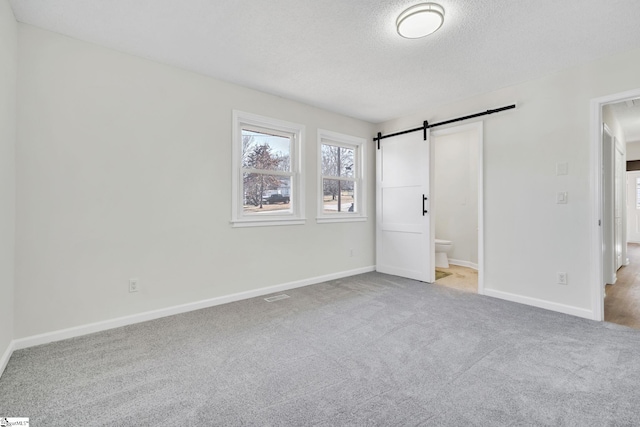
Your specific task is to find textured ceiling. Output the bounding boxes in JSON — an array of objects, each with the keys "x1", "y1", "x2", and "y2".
[{"x1": 9, "y1": 0, "x2": 640, "y2": 123}]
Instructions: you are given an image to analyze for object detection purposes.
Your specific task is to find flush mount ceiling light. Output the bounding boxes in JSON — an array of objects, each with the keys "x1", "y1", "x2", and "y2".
[{"x1": 396, "y1": 3, "x2": 445, "y2": 39}]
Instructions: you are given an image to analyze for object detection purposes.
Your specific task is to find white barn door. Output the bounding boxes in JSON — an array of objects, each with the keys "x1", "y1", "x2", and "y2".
[{"x1": 376, "y1": 131, "x2": 434, "y2": 282}]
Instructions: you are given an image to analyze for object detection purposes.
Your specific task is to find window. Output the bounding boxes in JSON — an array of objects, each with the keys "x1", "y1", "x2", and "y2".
[
  {"x1": 232, "y1": 111, "x2": 304, "y2": 227},
  {"x1": 317, "y1": 130, "x2": 366, "y2": 223}
]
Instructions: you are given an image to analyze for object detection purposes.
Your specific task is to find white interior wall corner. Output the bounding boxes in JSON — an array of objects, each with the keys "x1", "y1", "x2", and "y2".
[{"x1": 0, "y1": 0, "x2": 17, "y2": 375}]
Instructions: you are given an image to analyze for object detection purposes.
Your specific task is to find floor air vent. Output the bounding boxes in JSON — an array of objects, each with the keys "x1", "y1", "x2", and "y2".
[{"x1": 264, "y1": 294, "x2": 290, "y2": 302}]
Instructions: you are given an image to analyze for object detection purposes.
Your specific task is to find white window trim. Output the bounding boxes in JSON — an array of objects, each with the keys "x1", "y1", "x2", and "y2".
[
  {"x1": 231, "y1": 110, "x2": 305, "y2": 227},
  {"x1": 317, "y1": 129, "x2": 367, "y2": 224}
]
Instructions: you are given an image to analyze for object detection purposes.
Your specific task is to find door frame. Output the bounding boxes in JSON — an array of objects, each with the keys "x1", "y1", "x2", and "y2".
[
  {"x1": 430, "y1": 121, "x2": 485, "y2": 294},
  {"x1": 614, "y1": 137, "x2": 626, "y2": 271},
  {"x1": 590, "y1": 87, "x2": 640, "y2": 321},
  {"x1": 602, "y1": 123, "x2": 616, "y2": 286},
  {"x1": 627, "y1": 170, "x2": 640, "y2": 243}
]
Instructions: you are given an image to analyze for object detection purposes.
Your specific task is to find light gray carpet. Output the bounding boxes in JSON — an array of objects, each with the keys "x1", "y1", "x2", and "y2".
[{"x1": 2, "y1": 272, "x2": 640, "y2": 426}]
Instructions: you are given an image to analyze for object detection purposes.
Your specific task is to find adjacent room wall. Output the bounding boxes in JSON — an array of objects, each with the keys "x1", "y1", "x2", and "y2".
[
  {"x1": 381, "y1": 47, "x2": 640, "y2": 317},
  {"x1": 626, "y1": 141, "x2": 640, "y2": 161},
  {"x1": 433, "y1": 129, "x2": 478, "y2": 266},
  {"x1": 15, "y1": 24, "x2": 376, "y2": 339},
  {"x1": 0, "y1": 0, "x2": 17, "y2": 366}
]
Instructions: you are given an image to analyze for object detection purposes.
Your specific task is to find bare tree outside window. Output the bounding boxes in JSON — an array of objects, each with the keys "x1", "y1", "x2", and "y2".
[
  {"x1": 241, "y1": 129, "x2": 292, "y2": 213},
  {"x1": 321, "y1": 143, "x2": 355, "y2": 213},
  {"x1": 232, "y1": 111, "x2": 304, "y2": 227},
  {"x1": 243, "y1": 145, "x2": 282, "y2": 208}
]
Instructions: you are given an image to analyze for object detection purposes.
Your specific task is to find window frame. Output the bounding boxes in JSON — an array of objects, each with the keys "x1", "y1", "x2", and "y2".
[
  {"x1": 231, "y1": 110, "x2": 305, "y2": 227},
  {"x1": 317, "y1": 129, "x2": 367, "y2": 223}
]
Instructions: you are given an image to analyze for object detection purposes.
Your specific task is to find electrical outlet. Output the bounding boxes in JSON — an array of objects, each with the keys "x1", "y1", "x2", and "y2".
[
  {"x1": 349, "y1": 248, "x2": 354, "y2": 257},
  {"x1": 557, "y1": 272, "x2": 567, "y2": 285},
  {"x1": 129, "y1": 278, "x2": 139, "y2": 293}
]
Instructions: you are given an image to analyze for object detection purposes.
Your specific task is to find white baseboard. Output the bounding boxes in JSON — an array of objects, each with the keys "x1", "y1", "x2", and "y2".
[
  {"x1": 0, "y1": 340, "x2": 14, "y2": 378},
  {"x1": 448, "y1": 259, "x2": 478, "y2": 270},
  {"x1": 12, "y1": 266, "x2": 376, "y2": 351},
  {"x1": 483, "y1": 288, "x2": 595, "y2": 320}
]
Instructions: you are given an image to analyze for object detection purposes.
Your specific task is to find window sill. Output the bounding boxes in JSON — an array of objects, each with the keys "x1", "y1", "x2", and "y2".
[
  {"x1": 316, "y1": 216, "x2": 368, "y2": 224},
  {"x1": 231, "y1": 218, "x2": 306, "y2": 228}
]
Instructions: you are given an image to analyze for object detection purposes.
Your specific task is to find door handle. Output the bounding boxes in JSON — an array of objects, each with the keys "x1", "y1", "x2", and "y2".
[{"x1": 423, "y1": 194, "x2": 428, "y2": 216}]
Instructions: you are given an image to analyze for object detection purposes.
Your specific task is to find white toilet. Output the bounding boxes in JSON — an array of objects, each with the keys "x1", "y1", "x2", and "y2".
[{"x1": 435, "y1": 239, "x2": 453, "y2": 268}]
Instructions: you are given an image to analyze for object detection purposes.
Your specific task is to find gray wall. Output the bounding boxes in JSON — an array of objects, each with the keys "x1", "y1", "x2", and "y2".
[
  {"x1": 15, "y1": 25, "x2": 376, "y2": 338},
  {"x1": 0, "y1": 0, "x2": 16, "y2": 364}
]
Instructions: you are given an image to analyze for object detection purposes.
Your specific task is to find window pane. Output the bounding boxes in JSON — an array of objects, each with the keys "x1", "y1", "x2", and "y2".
[
  {"x1": 322, "y1": 144, "x2": 354, "y2": 178},
  {"x1": 243, "y1": 173, "x2": 291, "y2": 214},
  {"x1": 242, "y1": 129, "x2": 291, "y2": 172},
  {"x1": 321, "y1": 144, "x2": 339, "y2": 176},
  {"x1": 339, "y1": 147, "x2": 355, "y2": 178},
  {"x1": 322, "y1": 179, "x2": 356, "y2": 213},
  {"x1": 636, "y1": 177, "x2": 640, "y2": 209}
]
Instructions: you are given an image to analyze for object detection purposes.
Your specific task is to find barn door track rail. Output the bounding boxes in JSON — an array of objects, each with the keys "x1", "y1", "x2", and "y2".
[{"x1": 374, "y1": 104, "x2": 516, "y2": 149}]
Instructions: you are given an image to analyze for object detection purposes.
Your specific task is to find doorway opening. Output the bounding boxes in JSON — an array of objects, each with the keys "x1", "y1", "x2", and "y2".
[
  {"x1": 431, "y1": 122, "x2": 484, "y2": 294},
  {"x1": 591, "y1": 88, "x2": 640, "y2": 322},
  {"x1": 603, "y1": 98, "x2": 640, "y2": 328},
  {"x1": 376, "y1": 108, "x2": 507, "y2": 288}
]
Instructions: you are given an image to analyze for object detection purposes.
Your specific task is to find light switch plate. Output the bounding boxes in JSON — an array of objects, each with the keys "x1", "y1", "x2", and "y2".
[{"x1": 557, "y1": 192, "x2": 568, "y2": 204}]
